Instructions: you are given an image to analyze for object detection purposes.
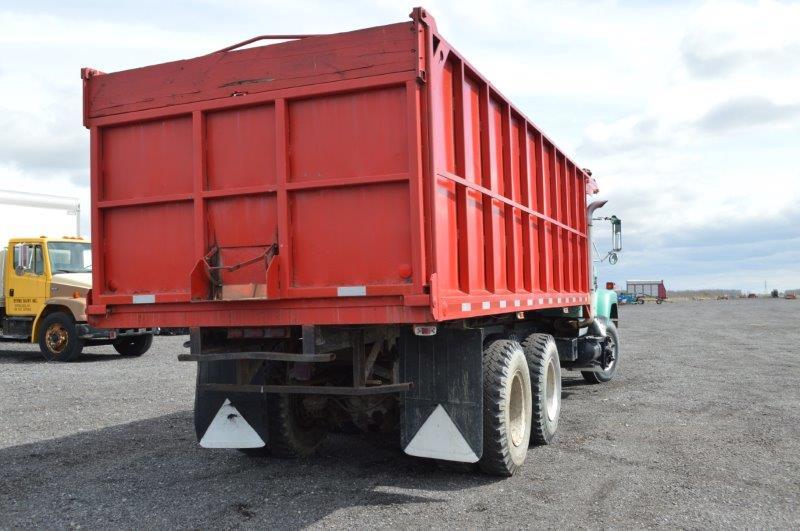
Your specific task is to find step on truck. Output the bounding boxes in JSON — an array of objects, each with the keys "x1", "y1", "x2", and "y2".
[{"x1": 81, "y1": 7, "x2": 622, "y2": 475}]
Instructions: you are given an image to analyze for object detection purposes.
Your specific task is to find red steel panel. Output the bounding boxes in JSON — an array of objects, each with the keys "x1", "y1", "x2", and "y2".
[
  {"x1": 432, "y1": 58, "x2": 459, "y2": 293},
  {"x1": 83, "y1": 9, "x2": 596, "y2": 329},
  {"x1": 104, "y1": 202, "x2": 195, "y2": 294},
  {"x1": 206, "y1": 105, "x2": 277, "y2": 190},
  {"x1": 84, "y1": 22, "x2": 418, "y2": 120},
  {"x1": 290, "y1": 182, "x2": 412, "y2": 288},
  {"x1": 101, "y1": 116, "x2": 193, "y2": 201},
  {"x1": 288, "y1": 87, "x2": 408, "y2": 182}
]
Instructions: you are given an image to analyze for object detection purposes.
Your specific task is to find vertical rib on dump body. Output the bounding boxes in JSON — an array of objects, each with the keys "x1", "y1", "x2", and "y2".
[{"x1": 83, "y1": 8, "x2": 595, "y2": 330}]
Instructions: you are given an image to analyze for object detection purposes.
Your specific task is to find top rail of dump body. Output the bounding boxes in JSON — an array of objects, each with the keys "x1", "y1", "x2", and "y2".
[{"x1": 83, "y1": 7, "x2": 598, "y2": 329}]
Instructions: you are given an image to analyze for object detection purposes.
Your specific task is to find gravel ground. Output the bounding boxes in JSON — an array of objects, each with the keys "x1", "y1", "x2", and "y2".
[{"x1": 0, "y1": 299, "x2": 798, "y2": 529}]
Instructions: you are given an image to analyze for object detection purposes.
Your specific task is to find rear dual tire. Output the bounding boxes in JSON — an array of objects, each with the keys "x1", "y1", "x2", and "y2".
[
  {"x1": 468, "y1": 333, "x2": 563, "y2": 477},
  {"x1": 522, "y1": 333, "x2": 561, "y2": 445},
  {"x1": 264, "y1": 393, "x2": 326, "y2": 458},
  {"x1": 479, "y1": 339, "x2": 533, "y2": 476}
]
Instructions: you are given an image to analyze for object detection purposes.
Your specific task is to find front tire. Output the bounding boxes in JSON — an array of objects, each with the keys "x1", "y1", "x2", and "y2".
[
  {"x1": 478, "y1": 338, "x2": 532, "y2": 476},
  {"x1": 113, "y1": 334, "x2": 153, "y2": 357},
  {"x1": 582, "y1": 318, "x2": 620, "y2": 384},
  {"x1": 521, "y1": 333, "x2": 561, "y2": 445},
  {"x1": 38, "y1": 312, "x2": 84, "y2": 362}
]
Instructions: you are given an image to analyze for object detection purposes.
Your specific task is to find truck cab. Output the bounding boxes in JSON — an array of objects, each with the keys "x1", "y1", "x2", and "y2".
[{"x1": 1, "y1": 237, "x2": 154, "y2": 361}]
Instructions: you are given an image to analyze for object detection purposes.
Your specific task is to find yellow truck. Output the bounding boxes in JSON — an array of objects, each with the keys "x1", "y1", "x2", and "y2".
[{"x1": 1, "y1": 237, "x2": 154, "y2": 361}]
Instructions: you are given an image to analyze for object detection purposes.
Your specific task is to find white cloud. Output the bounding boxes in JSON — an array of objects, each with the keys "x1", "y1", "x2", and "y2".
[
  {"x1": 0, "y1": 0, "x2": 797, "y2": 292},
  {"x1": 573, "y1": 1, "x2": 800, "y2": 293}
]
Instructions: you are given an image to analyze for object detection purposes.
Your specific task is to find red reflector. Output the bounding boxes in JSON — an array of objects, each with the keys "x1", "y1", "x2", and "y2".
[
  {"x1": 606, "y1": 282, "x2": 615, "y2": 290},
  {"x1": 413, "y1": 325, "x2": 437, "y2": 336}
]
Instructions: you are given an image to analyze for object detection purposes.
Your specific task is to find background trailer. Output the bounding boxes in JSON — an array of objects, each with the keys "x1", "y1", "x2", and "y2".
[{"x1": 626, "y1": 280, "x2": 667, "y2": 300}]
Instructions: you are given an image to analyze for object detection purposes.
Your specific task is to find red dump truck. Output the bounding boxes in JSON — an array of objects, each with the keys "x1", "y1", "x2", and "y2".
[{"x1": 82, "y1": 8, "x2": 622, "y2": 476}]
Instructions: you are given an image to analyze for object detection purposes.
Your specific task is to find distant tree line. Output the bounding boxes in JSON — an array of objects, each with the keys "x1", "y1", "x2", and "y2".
[
  {"x1": 667, "y1": 289, "x2": 743, "y2": 298},
  {"x1": 668, "y1": 288, "x2": 800, "y2": 298}
]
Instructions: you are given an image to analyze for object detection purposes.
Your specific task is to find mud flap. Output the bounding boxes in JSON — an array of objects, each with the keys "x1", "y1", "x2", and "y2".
[
  {"x1": 193, "y1": 337, "x2": 270, "y2": 449},
  {"x1": 200, "y1": 398, "x2": 264, "y2": 448},
  {"x1": 400, "y1": 327, "x2": 483, "y2": 463}
]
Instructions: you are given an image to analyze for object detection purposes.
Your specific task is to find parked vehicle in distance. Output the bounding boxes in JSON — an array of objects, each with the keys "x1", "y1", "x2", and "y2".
[
  {"x1": 627, "y1": 279, "x2": 667, "y2": 304},
  {"x1": 81, "y1": 8, "x2": 622, "y2": 476},
  {"x1": 618, "y1": 292, "x2": 643, "y2": 305},
  {"x1": 1, "y1": 237, "x2": 155, "y2": 360},
  {"x1": 0, "y1": 190, "x2": 154, "y2": 361}
]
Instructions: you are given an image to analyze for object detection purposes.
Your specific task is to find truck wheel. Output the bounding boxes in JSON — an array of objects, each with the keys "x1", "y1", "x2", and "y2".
[
  {"x1": 38, "y1": 312, "x2": 84, "y2": 362},
  {"x1": 478, "y1": 338, "x2": 532, "y2": 476},
  {"x1": 521, "y1": 333, "x2": 561, "y2": 445},
  {"x1": 582, "y1": 319, "x2": 620, "y2": 384},
  {"x1": 265, "y1": 394, "x2": 326, "y2": 458},
  {"x1": 113, "y1": 334, "x2": 153, "y2": 357}
]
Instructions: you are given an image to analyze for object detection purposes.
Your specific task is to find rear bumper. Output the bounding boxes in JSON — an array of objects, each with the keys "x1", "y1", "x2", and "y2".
[{"x1": 76, "y1": 324, "x2": 155, "y2": 341}]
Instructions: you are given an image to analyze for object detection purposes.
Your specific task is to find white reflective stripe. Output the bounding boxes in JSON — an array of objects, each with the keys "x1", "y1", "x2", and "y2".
[
  {"x1": 538, "y1": 298, "x2": 544, "y2": 304},
  {"x1": 337, "y1": 286, "x2": 366, "y2": 297},
  {"x1": 404, "y1": 404, "x2": 479, "y2": 463},
  {"x1": 514, "y1": 300, "x2": 521, "y2": 307},
  {"x1": 499, "y1": 300, "x2": 507, "y2": 308},
  {"x1": 199, "y1": 399, "x2": 264, "y2": 449},
  {"x1": 132, "y1": 294, "x2": 155, "y2": 304},
  {"x1": 527, "y1": 298, "x2": 533, "y2": 305},
  {"x1": 461, "y1": 302, "x2": 472, "y2": 312},
  {"x1": 482, "y1": 301, "x2": 490, "y2": 310}
]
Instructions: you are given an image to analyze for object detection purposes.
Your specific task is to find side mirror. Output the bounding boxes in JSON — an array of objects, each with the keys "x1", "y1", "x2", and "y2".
[
  {"x1": 610, "y1": 215, "x2": 622, "y2": 252},
  {"x1": 13, "y1": 244, "x2": 31, "y2": 274}
]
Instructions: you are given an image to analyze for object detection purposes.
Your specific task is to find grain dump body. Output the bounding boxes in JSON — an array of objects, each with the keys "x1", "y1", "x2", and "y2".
[
  {"x1": 82, "y1": 8, "x2": 621, "y2": 476},
  {"x1": 83, "y1": 9, "x2": 592, "y2": 329}
]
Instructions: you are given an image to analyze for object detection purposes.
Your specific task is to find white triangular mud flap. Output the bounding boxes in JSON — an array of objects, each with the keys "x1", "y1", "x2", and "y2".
[
  {"x1": 199, "y1": 399, "x2": 265, "y2": 449},
  {"x1": 404, "y1": 404, "x2": 479, "y2": 463}
]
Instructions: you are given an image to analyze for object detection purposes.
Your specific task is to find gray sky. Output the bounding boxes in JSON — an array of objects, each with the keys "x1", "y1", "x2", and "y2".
[{"x1": 1, "y1": 0, "x2": 798, "y2": 292}]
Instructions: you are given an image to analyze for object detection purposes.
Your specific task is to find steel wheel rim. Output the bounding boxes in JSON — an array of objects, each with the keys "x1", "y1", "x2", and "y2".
[
  {"x1": 509, "y1": 369, "x2": 526, "y2": 447},
  {"x1": 603, "y1": 336, "x2": 617, "y2": 372},
  {"x1": 45, "y1": 323, "x2": 69, "y2": 354},
  {"x1": 545, "y1": 358, "x2": 559, "y2": 422}
]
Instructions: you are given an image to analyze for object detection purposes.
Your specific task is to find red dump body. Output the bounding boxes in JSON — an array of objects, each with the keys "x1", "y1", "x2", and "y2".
[{"x1": 83, "y1": 8, "x2": 594, "y2": 329}]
